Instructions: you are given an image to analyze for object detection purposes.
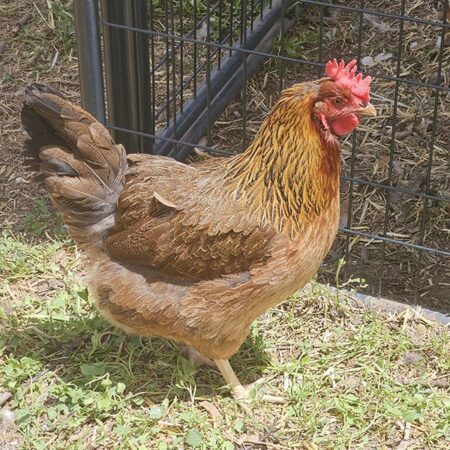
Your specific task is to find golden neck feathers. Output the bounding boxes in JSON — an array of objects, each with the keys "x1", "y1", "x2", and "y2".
[{"x1": 224, "y1": 87, "x2": 341, "y2": 236}]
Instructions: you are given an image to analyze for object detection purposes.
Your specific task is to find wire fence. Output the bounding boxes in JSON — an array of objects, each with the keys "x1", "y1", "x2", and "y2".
[{"x1": 74, "y1": 0, "x2": 449, "y2": 313}]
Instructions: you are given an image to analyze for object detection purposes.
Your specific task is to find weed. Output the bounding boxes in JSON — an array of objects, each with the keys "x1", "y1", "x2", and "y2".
[
  {"x1": 1, "y1": 232, "x2": 448, "y2": 448},
  {"x1": 23, "y1": 196, "x2": 65, "y2": 238}
]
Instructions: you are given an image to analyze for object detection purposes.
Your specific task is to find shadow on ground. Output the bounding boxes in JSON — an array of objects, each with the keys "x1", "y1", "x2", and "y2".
[{"x1": 1, "y1": 299, "x2": 272, "y2": 402}]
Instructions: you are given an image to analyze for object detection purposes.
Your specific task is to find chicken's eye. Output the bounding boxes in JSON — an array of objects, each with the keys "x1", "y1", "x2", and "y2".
[{"x1": 332, "y1": 97, "x2": 343, "y2": 106}]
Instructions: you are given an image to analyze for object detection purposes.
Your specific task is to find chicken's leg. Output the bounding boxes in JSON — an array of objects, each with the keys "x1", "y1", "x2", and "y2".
[
  {"x1": 214, "y1": 359, "x2": 249, "y2": 401},
  {"x1": 182, "y1": 345, "x2": 216, "y2": 368},
  {"x1": 214, "y1": 359, "x2": 285, "y2": 405}
]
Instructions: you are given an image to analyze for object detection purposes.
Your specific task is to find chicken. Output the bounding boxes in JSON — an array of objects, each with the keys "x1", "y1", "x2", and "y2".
[{"x1": 21, "y1": 59, "x2": 375, "y2": 403}]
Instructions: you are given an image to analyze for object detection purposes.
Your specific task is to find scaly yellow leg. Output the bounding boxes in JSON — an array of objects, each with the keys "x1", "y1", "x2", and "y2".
[{"x1": 214, "y1": 359, "x2": 286, "y2": 405}]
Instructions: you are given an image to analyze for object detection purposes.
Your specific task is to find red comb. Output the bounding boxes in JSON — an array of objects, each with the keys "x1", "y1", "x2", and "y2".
[{"x1": 325, "y1": 59, "x2": 372, "y2": 103}]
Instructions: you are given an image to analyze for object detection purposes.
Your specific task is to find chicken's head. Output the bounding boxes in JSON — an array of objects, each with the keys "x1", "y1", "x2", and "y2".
[{"x1": 314, "y1": 59, "x2": 376, "y2": 136}]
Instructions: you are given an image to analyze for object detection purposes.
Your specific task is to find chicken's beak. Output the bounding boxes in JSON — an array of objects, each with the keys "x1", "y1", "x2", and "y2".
[{"x1": 357, "y1": 102, "x2": 377, "y2": 117}]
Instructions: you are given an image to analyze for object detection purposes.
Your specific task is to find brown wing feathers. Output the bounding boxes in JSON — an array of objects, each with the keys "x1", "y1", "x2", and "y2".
[
  {"x1": 21, "y1": 85, "x2": 275, "y2": 280},
  {"x1": 22, "y1": 84, "x2": 127, "y2": 243}
]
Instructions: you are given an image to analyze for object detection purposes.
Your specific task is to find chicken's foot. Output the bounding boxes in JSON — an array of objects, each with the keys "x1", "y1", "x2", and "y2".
[{"x1": 214, "y1": 359, "x2": 286, "y2": 406}]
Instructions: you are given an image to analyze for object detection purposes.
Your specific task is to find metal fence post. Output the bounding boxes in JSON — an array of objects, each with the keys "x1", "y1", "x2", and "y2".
[
  {"x1": 74, "y1": 0, "x2": 106, "y2": 123},
  {"x1": 100, "y1": 0, "x2": 153, "y2": 153}
]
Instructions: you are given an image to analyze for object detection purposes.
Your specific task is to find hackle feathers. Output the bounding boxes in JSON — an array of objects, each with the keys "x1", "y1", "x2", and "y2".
[{"x1": 224, "y1": 82, "x2": 340, "y2": 237}]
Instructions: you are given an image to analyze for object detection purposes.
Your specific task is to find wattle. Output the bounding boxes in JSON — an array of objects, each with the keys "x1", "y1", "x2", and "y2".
[{"x1": 330, "y1": 114, "x2": 359, "y2": 136}]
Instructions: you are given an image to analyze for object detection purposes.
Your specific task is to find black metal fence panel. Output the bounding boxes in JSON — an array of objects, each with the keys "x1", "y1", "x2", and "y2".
[{"x1": 75, "y1": 0, "x2": 449, "y2": 313}]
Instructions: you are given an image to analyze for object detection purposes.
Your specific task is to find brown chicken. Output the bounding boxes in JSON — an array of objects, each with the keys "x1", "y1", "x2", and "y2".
[{"x1": 21, "y1": 59, "x2": 375, "y2": 403}]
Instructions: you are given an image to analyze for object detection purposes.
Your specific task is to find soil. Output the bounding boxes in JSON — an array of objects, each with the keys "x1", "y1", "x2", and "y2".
[{"x1": 0, "y1": 0, "x2": 79, "y2": 235}]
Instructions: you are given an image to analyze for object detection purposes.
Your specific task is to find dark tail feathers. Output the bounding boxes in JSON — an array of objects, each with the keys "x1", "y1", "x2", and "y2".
[{"x1": 22, "y1": 84, "x2": 127, "y2": 244}]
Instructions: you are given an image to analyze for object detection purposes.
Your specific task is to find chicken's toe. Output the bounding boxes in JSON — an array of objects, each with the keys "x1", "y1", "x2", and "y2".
[
  {"x1": 243, "y1": 379, "x2": 287, "y2": 404},
  {"x1": 215, "y1": 359, "x2": 286, "y2": 406},
  {"x1": 232, "y1": 383, "x2": 286, "y2": 410}
]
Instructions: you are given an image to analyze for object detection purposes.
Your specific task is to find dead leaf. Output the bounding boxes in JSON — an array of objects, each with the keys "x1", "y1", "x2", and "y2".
[
  {"x1": 339, "y1": 196, "x2": 349, "y2": 228},
  {"x1": 374, "y1": 52, "x2": 393, "y2": 63},
  {"x1": 398, "y1": 351, "x2": 422, "y2": 366},
  {"x1": 405, "y1": 167, "x2": 427, "y2": 191},
  {"x1": 392, "y1": 160, "x2": 404, "y2": 178},
  {"x1": 0, "y1": 409, "x2": 15, "y2": 431},
  {"x1": 336, "y1": 376, "x2": 361, "y2": 391},
  {"x1": 361, "y1": 56, "x2": 376, "y2": 67},
  {"x1": 435, "y1": 36, "x2": 442, "y2": 49},
  {"x1": 429, "y1": 377, "x2": 449, "y2": 388},
  {"x1": 199, "y1": 400, "x2": 222, "y2": 425},
  {"x1": 366, "y1": 15, "x2": 394, "y2": 33},
  {"x1": 360, "y1": 246, "x2": 369, "y2": 263},
  {"x1": 197, "y1": 22, "x2": 208, "y2": 40},
  {"x1": 406, "y1": 329, "x2": 425, "y2": 346},
  {"x1": 11, "y1": 12, "x2": 33, "y2": 37},
  {"x1": 0, "y1": 393, "x2": 12, "y2": 407},
  {"x1": 396, "y1": 439, "x2": 415, "y2": 450}
]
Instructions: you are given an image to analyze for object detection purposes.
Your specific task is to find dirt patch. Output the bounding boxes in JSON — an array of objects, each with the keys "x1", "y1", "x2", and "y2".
[{"x1": 0, "y1": 0, "x2": 79, "y2": 234}]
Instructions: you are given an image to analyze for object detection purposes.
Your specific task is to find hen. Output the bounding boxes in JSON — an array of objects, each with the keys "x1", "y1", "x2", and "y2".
[{"x1": 21, "y1": 59, "x2": 375, "y2": 403}]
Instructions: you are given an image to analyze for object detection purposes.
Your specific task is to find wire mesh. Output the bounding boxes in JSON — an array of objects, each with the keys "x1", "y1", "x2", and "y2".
[{"x1": 80, "y1": 0, "x2": 449, "y2": 312}]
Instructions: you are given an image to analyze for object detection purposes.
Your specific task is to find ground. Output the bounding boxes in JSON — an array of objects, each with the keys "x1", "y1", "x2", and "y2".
[{"x1": 0, "y1": 1, "x2": 449, "y2": 449}]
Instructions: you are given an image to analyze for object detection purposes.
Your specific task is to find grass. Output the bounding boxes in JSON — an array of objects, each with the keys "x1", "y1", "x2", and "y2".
[
  {"x1": 21, "y1": 0, "x2": 75, "y2": 60},
  {"x1": 1, "y1": 206, "x2": 449, "y2": 449},
  {"x1": 22, "y1": 195, "x2": 66, "y2": 238}
]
